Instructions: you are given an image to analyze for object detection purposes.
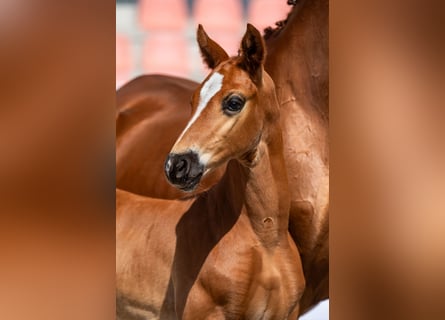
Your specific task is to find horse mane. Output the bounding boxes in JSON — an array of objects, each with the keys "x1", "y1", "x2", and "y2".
[{"x1": 263, "y1": 0, "x2": 299, "y2": 40}]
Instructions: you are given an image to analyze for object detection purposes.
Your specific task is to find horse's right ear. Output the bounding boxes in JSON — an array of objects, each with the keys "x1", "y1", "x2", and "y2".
[{"x1": 197, "y1": 25, "x2": 229, "y2": 69}]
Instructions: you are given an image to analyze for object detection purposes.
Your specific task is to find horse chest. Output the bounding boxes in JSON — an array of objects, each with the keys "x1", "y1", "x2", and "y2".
[{"x1": 181, "y1": 225, "x2": 302, "y2": 319}]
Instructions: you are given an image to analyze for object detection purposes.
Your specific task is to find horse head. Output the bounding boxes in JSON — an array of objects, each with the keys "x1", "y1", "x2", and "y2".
[{"x1": 165, "y1": 24, "x2": 280, "y2": 192}]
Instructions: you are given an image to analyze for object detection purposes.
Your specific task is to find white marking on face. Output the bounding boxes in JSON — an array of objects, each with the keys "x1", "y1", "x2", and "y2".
[
  {"x1": 176, "y1": 72, "x2": 224, "y2": 142},
  {"x1": 201, "y1": 152, "x2": 213, "y2": 175},
  {"x1": 199, "y1": 152, "x2": 211, "y2": 166}
]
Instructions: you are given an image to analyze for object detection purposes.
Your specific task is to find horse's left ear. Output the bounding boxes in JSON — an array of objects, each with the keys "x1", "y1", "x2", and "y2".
[{"x1": 239, "y1": 24, "x2": 266, "y2": 84}]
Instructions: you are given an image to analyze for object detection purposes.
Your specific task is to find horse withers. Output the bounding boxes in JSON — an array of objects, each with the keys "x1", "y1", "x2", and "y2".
[{"x1": 117, "y1": 24, "x2": 305, "y2": 319}]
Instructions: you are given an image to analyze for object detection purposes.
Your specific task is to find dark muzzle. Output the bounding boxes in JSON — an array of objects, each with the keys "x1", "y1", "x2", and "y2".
[{"x1": 164, "y1": 151, "x2": 204, "y2": 191}]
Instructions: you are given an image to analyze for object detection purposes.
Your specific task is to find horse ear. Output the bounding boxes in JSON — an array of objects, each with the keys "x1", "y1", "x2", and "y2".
[
  {"x1": 238, "y1": 24, "x2": 266, "y2": 84},
  {"x1": 197, "y1": 24, "x2": 229, "y2": 69}
]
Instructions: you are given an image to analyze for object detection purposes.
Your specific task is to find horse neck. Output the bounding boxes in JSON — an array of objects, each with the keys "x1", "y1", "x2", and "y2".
[
  {"x1": 265, "y1": 0, "x2": 329, "y2": 120},
  {"x1": 212, "y1": 114, "x2": 290, "y2": 248}
]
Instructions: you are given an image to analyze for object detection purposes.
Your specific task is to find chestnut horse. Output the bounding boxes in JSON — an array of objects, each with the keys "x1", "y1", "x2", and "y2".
[
  {"x1": 117, "y1": 24, "x2": 305, "y2": 319},
  {"x1": 117, "y1": 0, "x2": 328, "y2": 313}
]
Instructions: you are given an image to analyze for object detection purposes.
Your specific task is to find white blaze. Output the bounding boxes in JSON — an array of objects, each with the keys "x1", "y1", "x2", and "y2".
[{"x1": 176, "y1": 72, "x2": 224, "y2": 142}]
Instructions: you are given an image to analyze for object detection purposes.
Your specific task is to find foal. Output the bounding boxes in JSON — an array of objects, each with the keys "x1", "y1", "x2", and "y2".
[{"x1": 117, "y1": 24, "x2": 305, "y2": 319}]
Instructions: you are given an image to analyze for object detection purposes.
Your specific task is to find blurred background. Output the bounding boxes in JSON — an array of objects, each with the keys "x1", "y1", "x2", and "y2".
[
  {"x1": 1, "y1": 0, "x2": 443, "y2": 319},
  {"x1": 116, "y1": 0, "x2": 290, "y2": 87}
]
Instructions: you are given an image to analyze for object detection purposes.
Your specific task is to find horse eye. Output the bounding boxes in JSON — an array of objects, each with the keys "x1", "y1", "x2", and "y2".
[{"x1": 223, "y1": 95, "x2": 245, "y2": 115}]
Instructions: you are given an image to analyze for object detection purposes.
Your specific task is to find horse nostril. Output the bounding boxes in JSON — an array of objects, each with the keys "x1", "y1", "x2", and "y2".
[
  {"x1": 175, "y1": 159, "x2": 188, "y2": 178},
  {"x1": 165, "y1": 152, "x2": 204, "y2": 190}
]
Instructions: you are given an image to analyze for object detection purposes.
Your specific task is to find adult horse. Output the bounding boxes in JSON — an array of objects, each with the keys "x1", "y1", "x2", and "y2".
[
  {"x1": 117, "y1": 24, "x2": 305, "y2": 319},
  {"x1": 116, "y1": 0, "x2": 329, "y2": 313}
]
